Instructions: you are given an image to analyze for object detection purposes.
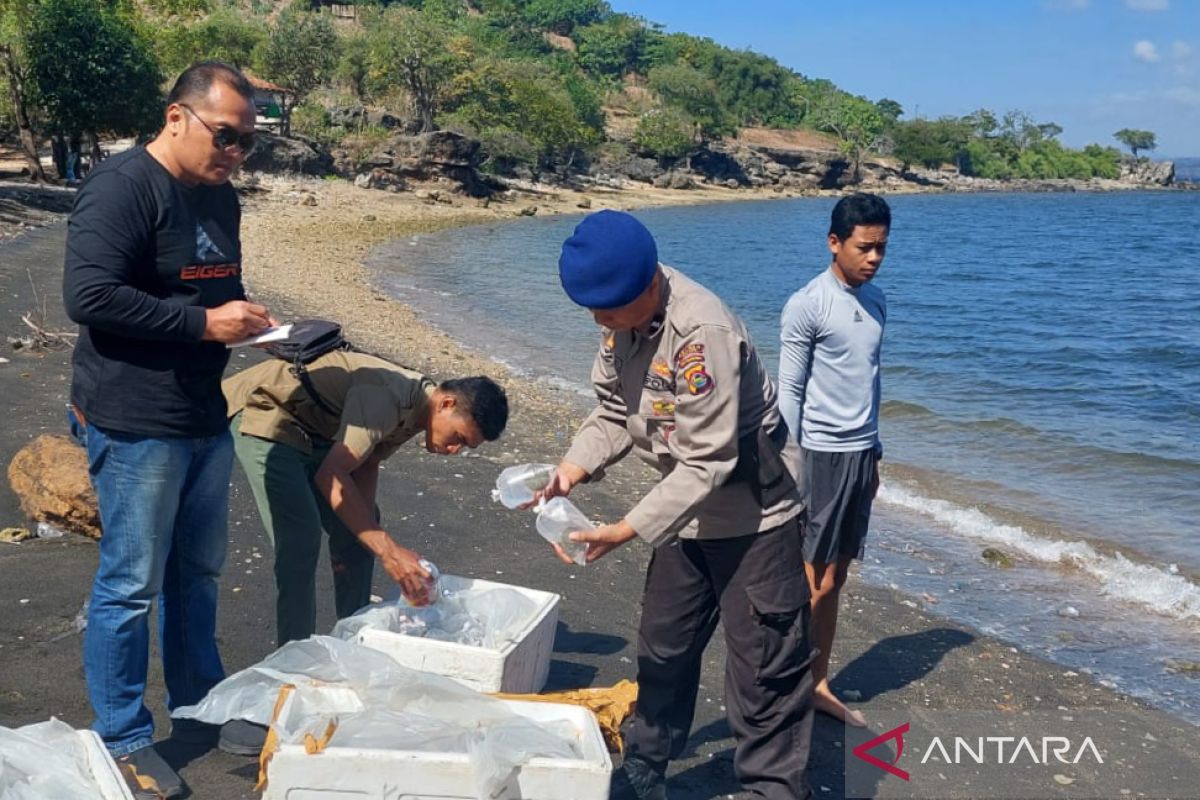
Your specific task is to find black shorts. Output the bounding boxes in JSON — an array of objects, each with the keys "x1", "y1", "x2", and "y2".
[{"x1": 799, "y1": 446, "x2": 879, "y2": 564}]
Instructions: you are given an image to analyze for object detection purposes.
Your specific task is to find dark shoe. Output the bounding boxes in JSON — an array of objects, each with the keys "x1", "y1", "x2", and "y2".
[
  {"x1": 115, "y1": 744, "x2": 185, "y2": 799},
  {"x1": 616, "y1": 755, "x2": 668, "y2": 800},
  {"x1": 218, "y1": 719, "x2": 269, "y2": 756},
  {"x1": 169, "y1": 717, "x2": 220, "y2": 746}
]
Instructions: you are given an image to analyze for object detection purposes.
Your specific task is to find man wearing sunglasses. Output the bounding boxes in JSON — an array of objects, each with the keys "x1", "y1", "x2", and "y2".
[{"x1": 63, "y1": 61, "x2": 270, "y2": 799}]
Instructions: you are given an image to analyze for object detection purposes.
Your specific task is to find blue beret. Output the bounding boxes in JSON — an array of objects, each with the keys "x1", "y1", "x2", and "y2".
[{"x1": 558, "y1": 210, "x2": 658, "y2": 309}]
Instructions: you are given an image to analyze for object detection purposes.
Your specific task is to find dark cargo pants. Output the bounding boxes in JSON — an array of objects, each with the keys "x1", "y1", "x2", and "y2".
[{"x1": 627, "y1": 518, "x2": 814, "y2": 799}]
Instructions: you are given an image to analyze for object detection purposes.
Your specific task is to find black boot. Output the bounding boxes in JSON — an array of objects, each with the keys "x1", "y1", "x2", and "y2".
[
  {"x1": 614, "y1": 755, "x2": 668, "y2": 800},
  {"x1": 218, "y1": 719, "x2": 270, "y2": 756},
  {"x1": 115, "y1": 744, "x2": 186, "y2": 799}
]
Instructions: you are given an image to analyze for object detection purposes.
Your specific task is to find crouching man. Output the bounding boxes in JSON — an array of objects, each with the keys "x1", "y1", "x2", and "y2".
[{"x1": 217, "y1": 350, "x2": 507, "y2": 753}]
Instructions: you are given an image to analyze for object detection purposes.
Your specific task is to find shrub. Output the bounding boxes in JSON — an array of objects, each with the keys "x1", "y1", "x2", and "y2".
[{"x1": 633, "y1": 106, "x2": 695, "y2": 162}]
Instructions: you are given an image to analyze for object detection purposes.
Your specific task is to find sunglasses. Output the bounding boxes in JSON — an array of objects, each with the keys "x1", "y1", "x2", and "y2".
[{"x1": 179, "y1": 104, "x2": 257, "y2": 154}]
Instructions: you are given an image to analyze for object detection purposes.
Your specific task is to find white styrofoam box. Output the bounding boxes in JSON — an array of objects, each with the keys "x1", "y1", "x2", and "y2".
[
  {"x1": 262, "y1": 699, "x2": 611, "y2": 800},
  {"x1": 355, "y1": 575, "x2": 560, "y2": 694},
  {"x1": 79, "y1": 730, "x2": 136, "y2": 800}
]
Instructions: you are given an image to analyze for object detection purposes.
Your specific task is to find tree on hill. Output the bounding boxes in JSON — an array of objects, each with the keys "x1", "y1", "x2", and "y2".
[
  {"x1": 890, "y1": 117, "x2": 969, "y2": 172},
  {"x1": 679, "y1": 39, "x2": 799, "y2": 127},
  {"x1": 26, "y1": 0, "x2": 161, "y2": 174},
  {"x1": 811, "y1": 93, "x2": 884, "y2": 181},
  {"x1": 1113, "y1": 128, "x2": 1156, "y2": 158},
  {"x1": 157, "y1": 9, "x2": 267, "y2": 78},
  {"x1": 256, "y1": 8, "x2": 338, "y2": 135},
  {"x1": 336, "y1": 29, "x2": 371, "y2": 100},
  {"x1": 442, "y1": 56, "x2": 602, "y2": 170},
  {"x1": 366, "y1": 7, "x2": 458, "y2": 132},
  {"x1": 646, "y1": 62, "x2": 731, "y2": 141},
  {"x1": 0, "y1": 0, "x2": 47, "y2": 180},
  {"x1": 875, "y1": 97, "x2": 902, "y2": 126},
  {"x1": 573, "y1": 13, "x2": 649, "y2": 77},
  {"x1": 521, "y1": 0, "x2": 609, "y2": 36},
  {"x1": 633, "y1": 105, "x2": 693, "y2": 164}
]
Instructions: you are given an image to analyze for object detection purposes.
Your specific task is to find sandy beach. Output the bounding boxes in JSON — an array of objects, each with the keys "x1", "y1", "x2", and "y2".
[{"x1": 2, "y1": 175, "x2": 1199, "y2": 799}]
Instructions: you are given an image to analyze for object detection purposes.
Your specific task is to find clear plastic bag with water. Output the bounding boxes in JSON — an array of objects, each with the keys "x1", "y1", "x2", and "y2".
[
  {"x1": 331, "y1": 577, "x2": 539, "y2": 649},
  {"x1": 535, "y1": 497, "x2": 592, "y2": 566},
  {"x1": 491, "y1": 463, "x2": 556, "y2": 509},
  {"x1": 418, "y1": 558, "x2": 444, "y2": 602}
]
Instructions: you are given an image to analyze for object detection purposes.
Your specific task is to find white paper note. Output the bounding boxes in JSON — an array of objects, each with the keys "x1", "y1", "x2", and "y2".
[{"x1": 229, "y1": 324, "x2": 293, "y2": 348}]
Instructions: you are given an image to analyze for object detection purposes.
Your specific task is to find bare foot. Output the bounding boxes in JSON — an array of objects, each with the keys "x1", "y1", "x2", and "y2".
[{"x1": 814, "y1": 685, "x2": 867, "y2": 727}]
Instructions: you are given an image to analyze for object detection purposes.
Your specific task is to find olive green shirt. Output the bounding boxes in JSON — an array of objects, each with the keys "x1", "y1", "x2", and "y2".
[{"x1": 223, "y1": 351, "x2": 434, "y2": 460}]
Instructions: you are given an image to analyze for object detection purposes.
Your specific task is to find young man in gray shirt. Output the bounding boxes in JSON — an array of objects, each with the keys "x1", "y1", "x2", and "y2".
[{"x1": 778, "y1": 192, "x2": 890, "y2": 727}]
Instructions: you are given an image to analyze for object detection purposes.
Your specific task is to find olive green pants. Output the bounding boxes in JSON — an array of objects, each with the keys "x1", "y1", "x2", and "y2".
[{"x1": 231, "y1": 414, "x2": 374, "y2": 646}]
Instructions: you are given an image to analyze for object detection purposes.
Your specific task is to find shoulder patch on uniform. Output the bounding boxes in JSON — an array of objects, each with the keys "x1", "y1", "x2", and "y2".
[
  {"x1": 674, "y1": 343, "x2": 704, "y2": 366},
  {"x1": 681, "y1": 359, "x2": 713, "y2": 396},
  {"x1": 686, "y1": 369, "x2": 713, "y2": 395}
]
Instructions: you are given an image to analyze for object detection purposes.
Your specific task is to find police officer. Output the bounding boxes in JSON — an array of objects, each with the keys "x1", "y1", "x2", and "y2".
[{"x1": 539, "y1": 210, "x2": 814, "y2": 800}]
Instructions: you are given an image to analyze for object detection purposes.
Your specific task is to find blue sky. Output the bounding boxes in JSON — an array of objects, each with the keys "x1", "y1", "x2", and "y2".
[{"x1": 609, "y1": 0, "x2": 1199, "y2": 157}]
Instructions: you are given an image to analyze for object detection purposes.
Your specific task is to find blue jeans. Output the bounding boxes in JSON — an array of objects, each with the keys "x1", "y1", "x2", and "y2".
[{"x1": 81, "y1": 421, "x2": 232, "y2": 755}]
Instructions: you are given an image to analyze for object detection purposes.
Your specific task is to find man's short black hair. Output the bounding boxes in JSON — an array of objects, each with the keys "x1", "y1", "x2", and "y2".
[
  {"x1": 166, "y1": 61, "x2": 254, "y2": 108},
  {"x1": 441, "y1": 377, "x2": 509, "y2": 441},
  {"x1": 829, "y1": 192, "x2": 891, "y2": 240}
]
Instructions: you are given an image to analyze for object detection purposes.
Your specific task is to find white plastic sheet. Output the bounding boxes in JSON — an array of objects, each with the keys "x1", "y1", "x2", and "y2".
[
  {"x1": 0, "y1": 719, "x2": 107, "y2": 800},
  {"x1": 331, "y1": 577, "x2": 539, "y2": 649},
  {"x1": 172, "y1": 636, "x2": 581, "y2": 799}
]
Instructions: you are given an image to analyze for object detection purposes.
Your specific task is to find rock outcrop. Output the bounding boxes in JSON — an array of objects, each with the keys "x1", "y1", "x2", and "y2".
[
  {"x1": 243, "y1": 133, "x2": 335, "y2": 176},
  {"x1": 1119, "y1": 157, "x2": 1174, "y2": 186},
  {"x1": 347, "y1": 131, "x2": 503, "y2": 197},
  {"x1": 330, "y1": 123, "x2": 1179, "y2": 199},
  {"x1": 586, "y1": 138, "x2": 1178, "y2": 195}
]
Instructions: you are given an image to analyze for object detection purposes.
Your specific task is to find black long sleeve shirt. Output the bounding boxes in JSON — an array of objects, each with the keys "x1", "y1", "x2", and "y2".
[{"x1": 63, "y1": 146, "x2": 246, "y2": 438}]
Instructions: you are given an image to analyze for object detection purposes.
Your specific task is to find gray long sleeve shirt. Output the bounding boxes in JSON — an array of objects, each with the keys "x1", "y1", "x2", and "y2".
[{"x1": 778, "y1": 267, "x2": 886, "y2": 453}]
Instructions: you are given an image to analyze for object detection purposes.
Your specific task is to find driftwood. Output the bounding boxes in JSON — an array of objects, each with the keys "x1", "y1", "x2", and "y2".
[
  {"x1": 6, "y1": 434, "x2": 100, "y2": 539},
  {"x1": 13, "y1": 268, "x2": 76, "y2": 352}
]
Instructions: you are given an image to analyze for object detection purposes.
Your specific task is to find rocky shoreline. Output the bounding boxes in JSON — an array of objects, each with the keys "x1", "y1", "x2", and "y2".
[{"x1": 242, "y1": 128, "x2": 1182, "y2": 210}]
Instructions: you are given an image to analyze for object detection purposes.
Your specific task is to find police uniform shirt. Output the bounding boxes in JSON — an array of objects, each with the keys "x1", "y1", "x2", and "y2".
[{"x1": 564, "y1": 266, "x2": 800, "y2": 545}]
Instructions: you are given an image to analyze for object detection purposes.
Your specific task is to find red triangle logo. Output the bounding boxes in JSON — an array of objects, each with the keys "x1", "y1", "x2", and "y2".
[{"x1": 852, "y1": 722, "x2": 911, "y2": 781}]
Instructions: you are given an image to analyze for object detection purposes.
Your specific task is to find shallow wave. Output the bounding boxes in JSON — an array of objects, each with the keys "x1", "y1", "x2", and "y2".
[
  {"x1": 880, "y1": 400, "x2": 1200, "y2": 473},
  {"x1": 878, "y1": 483, "x2": 1200, "y2": 622}
]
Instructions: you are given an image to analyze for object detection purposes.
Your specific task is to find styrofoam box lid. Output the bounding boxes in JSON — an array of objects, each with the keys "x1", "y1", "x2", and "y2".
[
  {"x1": 359, "y1": 574, "x2": 561, "y2": 657},
  {"x1": 274, "y1": 696, "x2": 610, "y2": 768}
]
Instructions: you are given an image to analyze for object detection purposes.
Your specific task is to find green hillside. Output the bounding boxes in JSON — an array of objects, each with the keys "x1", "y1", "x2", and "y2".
[{"x1": 1, "y1": 0, "x2": 1131, "y2": 182}]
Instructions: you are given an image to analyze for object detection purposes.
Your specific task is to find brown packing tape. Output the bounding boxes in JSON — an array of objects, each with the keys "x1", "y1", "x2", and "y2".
[
  {"x1": 303, "y1": 719, "x2": 339, "y2": 755},
  {"x1": 255, "y1": 683, "x2": 296, "y2": 792},
  {"x1": 118, "y1": 762, "x2": 165, "y2": 799},
  {"x1": 492, "y1": 679, "x2": 638, "y2": 755}
]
